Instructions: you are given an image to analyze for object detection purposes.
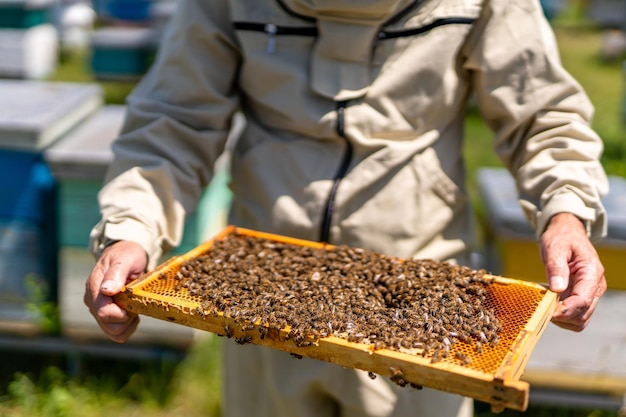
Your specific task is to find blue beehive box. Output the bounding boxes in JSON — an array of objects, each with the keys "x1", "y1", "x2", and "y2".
[
  {"x1": 44, "y1": 105, "x2": 225, "y2": 255},
  {"x1": 0, "y1": 80, "x2": 103, "y2": 335},
  {"x1": 0, "y1": 0, "x2": 55, "y2": 29},
  {"x1": 94, "y1": 0, "x2": 152, "y2": 22},
  {"x1": 89, "y1": 26, "x2": 157, "y2": 80},
  {"x1": 585, "y1": 0, "x2": 626, "y2": 28},
  {"x1": 0, "y1": 149, "x2": 57, "y2": 335}
]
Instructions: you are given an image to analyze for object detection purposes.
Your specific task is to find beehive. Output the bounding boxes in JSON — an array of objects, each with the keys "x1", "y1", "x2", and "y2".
[
  {"x1": 114, "y1": 226, "x2": 558, "y2": 413},
  {"x1": 478, "y1": 167, "x2": 626, "y2": 290}
]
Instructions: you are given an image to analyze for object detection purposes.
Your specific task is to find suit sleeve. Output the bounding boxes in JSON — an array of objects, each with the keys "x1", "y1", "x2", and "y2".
[
  {"x1": 464, "y1": 0, "x2": 609, "y2": 241},
  {"x1": 90, "y1": 0, "x2": 241, "y2": 266}
]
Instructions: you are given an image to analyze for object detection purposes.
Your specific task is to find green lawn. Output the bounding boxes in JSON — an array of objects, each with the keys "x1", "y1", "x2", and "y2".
[{"x1": 0, "y1": 335, "x2": 222, "y2": 417}]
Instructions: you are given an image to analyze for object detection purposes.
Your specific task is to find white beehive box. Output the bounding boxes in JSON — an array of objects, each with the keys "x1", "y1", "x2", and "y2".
[
  {"x1": 0, "y1": 80, "x2": 102, "y2": 151},
  {"x1": 0, "y1": 24, "x2": 58, "y2": 79}
]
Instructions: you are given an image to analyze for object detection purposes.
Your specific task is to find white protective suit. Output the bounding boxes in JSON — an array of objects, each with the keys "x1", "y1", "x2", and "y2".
[{"x1": 90, "y1": 0, "x2": 608, "y2": 416}]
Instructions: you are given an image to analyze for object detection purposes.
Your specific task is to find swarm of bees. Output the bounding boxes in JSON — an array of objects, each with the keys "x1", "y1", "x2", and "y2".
[{"x1": 174, "y1": 234, "x2": 502, "y2": 368}]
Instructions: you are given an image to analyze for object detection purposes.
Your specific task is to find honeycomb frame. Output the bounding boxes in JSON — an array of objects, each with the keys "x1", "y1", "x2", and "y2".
[{"x1": 114, "y1": 226, "x2": 558, "y2": 412}]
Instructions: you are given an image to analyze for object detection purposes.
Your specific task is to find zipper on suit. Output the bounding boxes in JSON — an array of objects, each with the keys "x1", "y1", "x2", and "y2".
[
  {"x1": 378, "y1": 17, "x2": 475, "y2": 40},
  {"x1": 319, "y1": 101, "x2": 353, "y2": 243},
  {"x1": 234, "y1": 16, "x2": 475, "y2": 62},
  {"x1": 233, "y1": 5, "x2": 475, "y2": 242},
  {"x1": 372, "y1": 17, "x2": 475, "y2": 64},
  {"x1": 232, "y1": 22, "x2": 318, "y2": 54},
  {"x1": 265, "y1": 24, "x2": 277, "y2": 53}
]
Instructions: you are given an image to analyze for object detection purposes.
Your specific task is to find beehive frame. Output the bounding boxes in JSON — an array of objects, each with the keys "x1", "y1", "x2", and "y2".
[{"x1": 114, "y1": 226, "x2": 558, "y2": 412}]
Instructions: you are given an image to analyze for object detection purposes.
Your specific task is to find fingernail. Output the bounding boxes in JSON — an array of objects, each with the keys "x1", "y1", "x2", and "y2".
[
  {"x1": 550, "y1": 275, "x2": 567, "y2": 292},
  {"x1": 100, "y1": 281, "x2": 115, "y2": 292}
]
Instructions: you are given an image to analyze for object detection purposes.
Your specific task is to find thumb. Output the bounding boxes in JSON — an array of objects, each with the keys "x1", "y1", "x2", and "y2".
[
  {"x1": 100, "y1": 266, "x2": 129, "y2": 296},
  {"x1": 545, "y1": 258, "x2": 569, "y2": 293},
  {"x1": 98, "y1": 241, "x2": 148, "y2": 296}
]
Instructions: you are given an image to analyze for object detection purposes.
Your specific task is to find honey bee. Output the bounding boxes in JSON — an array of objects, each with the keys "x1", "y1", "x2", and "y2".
[
  {"x1": 224, "y1": 325, "x2": 233, "y2": 338},
  {"x1": 240, "y1": 322, "x2": 255, "y2": 331},
  {"x1": 235, "y1": 335, "x2": 252, "y2": 345},
  {"x1": 490, "y1": 335, "x2": 500, "y2": 348},
  {"x1": 178, "y1": 232, "x2": 503, "y2": 367},
  {"x1": 388, "y1": 366, "x2": 407, "y2": 387},
  {"x1": 455, "y1": 351, "x2": 471, "y2": 365}
]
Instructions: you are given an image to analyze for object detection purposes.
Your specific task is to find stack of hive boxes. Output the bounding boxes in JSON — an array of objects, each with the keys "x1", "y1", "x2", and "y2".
[
  {"x1": 44, "y1": 103, "x2": 236, "y2": 348},
  {"x1": 585, "y1": 0, "x2": 626, "y2": 28},
  {"x1": 89, "y1": 0, "x2": 177, "y2": 80},
  {"x1": 0, "y1": 80, "x2": 102, "y2": 336},
  {"x1": 0, "y1": 0, "x2": 59, "y2": 79},
  {"x1": 476, "y1": 167, "x2": 626, "y2": 289},
  {"x1": 0, "y1": 79, "x2": 214, "y2": 348}
]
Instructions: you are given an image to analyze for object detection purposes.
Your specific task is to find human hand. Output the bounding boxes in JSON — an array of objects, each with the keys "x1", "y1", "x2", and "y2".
[
  {"x1": 540, "y1": 212, "x2": 606, "y2": 331},
  {"x1": 84, "y1": 240, "x2": 148, "y2": 343}
]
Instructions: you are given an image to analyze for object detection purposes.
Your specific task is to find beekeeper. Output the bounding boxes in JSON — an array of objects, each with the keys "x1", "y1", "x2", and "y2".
[{"x1": 84, "y1": 1, "x2": 609, "y2": 416}]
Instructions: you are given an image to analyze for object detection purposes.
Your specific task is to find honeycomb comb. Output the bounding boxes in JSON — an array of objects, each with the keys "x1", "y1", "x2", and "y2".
[{"x1": 114, "y1": 226, "x2": 557, "y2": 412}]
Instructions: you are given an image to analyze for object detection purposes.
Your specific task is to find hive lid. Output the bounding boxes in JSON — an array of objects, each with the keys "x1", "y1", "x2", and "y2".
[
  {"x1": 90, "y1": 26, "x2": 158, "y2": 48},
  {"x1": 114, "y1": 226, "x2": 558, "y2": 413},
  {"x1": 0, "y1": 0, "x2": 55, "y2": 8},
  {"x1": 44, "y1": 105, "x2": 126, "y2": 181},
  {"x1": 477, "y1": 167, "x2": 626, "y2": 241},
  {"x1": 0, "y1": 80, "x2": 102, "y2": 151},
  {"x1": 602, "y1": 175, "x2": 626, "y2": 241}
]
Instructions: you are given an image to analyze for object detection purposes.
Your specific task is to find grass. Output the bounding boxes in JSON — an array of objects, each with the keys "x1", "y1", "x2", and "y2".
[
  {"x1": 1, "y1": 3, "x2": 625, "y2": 416},
  {"x1": 0, "y1": 335, "x2": 222, "y2": 417}
]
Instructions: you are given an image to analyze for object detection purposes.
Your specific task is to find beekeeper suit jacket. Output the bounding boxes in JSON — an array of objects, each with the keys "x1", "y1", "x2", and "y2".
[{"x1": 90, "y1": 0, "x2": 608, "y2": 270}]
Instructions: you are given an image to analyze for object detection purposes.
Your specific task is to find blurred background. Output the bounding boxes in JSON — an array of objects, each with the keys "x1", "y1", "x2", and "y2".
[{"x1": 0, "y1": 0, "x2": 624, "y2": 416}]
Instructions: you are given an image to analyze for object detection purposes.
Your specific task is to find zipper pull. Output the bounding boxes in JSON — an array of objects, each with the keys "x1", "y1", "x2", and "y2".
[{"x1": 265, "y1": 23, "x2": 277, "y2": 53}]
